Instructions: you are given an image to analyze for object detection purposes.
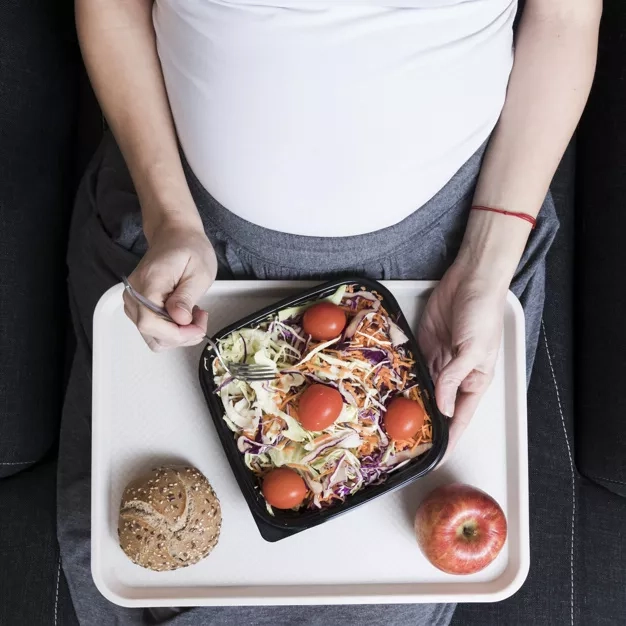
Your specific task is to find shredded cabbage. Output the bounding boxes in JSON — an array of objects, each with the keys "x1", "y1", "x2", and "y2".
[{"x1": 210, "y1": 285, "x2": 433, "y2": 510}]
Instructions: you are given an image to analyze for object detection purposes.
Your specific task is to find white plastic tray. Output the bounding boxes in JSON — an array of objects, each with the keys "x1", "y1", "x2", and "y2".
[{"x1": 92, "y1": 281, "x2": 529, "y2": 607}]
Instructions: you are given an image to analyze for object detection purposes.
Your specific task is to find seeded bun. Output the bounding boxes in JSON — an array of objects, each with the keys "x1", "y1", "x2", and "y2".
[{"x1": 118, "y1": 465, "x2": 221, "y2": 572}]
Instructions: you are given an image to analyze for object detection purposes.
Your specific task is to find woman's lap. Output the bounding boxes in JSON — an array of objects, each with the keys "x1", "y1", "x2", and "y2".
[{"x1": 57, "y1": 135, "x2": 557, "y2": 625}]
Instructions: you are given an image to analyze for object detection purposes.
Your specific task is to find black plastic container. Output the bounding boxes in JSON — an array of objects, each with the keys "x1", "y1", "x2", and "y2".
[{"x1": 198, "y1": 277, "x2": 448, "y2": 542}]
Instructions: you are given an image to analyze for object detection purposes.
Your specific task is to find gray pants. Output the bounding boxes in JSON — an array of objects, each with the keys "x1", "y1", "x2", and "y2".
[{"x1": 58, "y1": 134, "x2": 558, "y2": 625}]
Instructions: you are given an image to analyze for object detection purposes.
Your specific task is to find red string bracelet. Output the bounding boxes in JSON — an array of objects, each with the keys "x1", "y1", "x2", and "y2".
[{"x1": 471, "y1": 205, "x2": 537, "y2": 229}]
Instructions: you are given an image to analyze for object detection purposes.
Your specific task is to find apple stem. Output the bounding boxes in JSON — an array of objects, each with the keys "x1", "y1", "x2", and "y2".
[{"x1": 463, "y1": 525, "x2": 477, "y2": 539}]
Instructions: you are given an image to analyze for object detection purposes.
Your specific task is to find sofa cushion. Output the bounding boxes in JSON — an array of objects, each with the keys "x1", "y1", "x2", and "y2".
[
  {"x1": 0, "y1": 0, "x2": 78, "y2": 476},
  {"x1": 575, "y1": 0, "x2": 626, "y2": 496},
  {"x1": 0, "y1": 458, "x2": 78, "y2": 626}
]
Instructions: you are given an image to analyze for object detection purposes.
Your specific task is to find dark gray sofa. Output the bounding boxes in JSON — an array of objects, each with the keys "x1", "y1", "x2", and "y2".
[{"x1": 1, "y1": 1, "x2": 625, "y2": 625}]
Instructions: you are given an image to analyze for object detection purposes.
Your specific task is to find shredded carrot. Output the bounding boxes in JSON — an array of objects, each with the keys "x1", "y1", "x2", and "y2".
[{"x1": 219, "y1": 284, "x2": 433, "y2": 511}]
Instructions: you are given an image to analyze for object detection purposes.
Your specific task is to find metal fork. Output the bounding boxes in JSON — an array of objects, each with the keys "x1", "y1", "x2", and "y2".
[{"x1": 122, "y1": 277, "x2": 277, "y2": 382}]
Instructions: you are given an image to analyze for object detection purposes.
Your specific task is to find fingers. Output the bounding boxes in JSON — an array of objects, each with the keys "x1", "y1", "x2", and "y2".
[
  {"x1": 459, "y1": 369, "x2": 491, "y2": 394},
  {"x1": 165, "y1": 269, "x2": 212, "y2": 326},
  {"x1": 123, "y1": 282, "x2": 205, "y2": 352},
  {"x1": 417, "y1": 320, "x2": 441, "y2": 379},
  {"x1": 438, "y1": 364, "x2": 493, "y2": 462},
  {"x1": 443, "y1": 390, "x2": 483, "y2": 462},
  {"x1": 436, "y1": 348, "x2": 494, "y2": 461},
  {"x1": 192, "y1": 305, "x2": 209, "y2": 331},
  {"x1": 137, "y1": 309, "x2": 205, "y2": 349},
  {"x1": 123, "y1": 294, "x2": 138, "y2": 324},
  {"x1": 120, "y1": 222, "x2": 217, "y2": 351},
  {"x1": 434, "y1": 349, "x2": 476, "y2": 417},
  {"x1": 424, "y1": 351, "x2": 443, "y2": 385}
]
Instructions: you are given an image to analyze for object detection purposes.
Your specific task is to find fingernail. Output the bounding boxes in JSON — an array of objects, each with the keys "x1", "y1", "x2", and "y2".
[{"x1": 443, "y1": 400, "x2": 454, "y2": 418}]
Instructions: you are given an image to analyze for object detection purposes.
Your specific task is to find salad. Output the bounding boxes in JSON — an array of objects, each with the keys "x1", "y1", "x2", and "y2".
[{"x1": 207, "y1": 285, "x2": 433, "y2": 512}]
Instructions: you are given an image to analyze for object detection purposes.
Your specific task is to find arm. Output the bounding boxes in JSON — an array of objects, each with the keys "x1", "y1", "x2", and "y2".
[
  {"x1": 76, "y1": 0, "x2": 216, "y2": 350},
  {"x1": 463, "y1": 0, "x2": 602, "y2": 285},
  {"x1": 419, "y1": 0, "x2": 602, "y2": 454}
]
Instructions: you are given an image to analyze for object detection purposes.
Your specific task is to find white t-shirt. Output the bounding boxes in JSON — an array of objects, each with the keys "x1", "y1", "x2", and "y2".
[{"x1": 154, "y1": 0, "x2": 517, "y2": 236}]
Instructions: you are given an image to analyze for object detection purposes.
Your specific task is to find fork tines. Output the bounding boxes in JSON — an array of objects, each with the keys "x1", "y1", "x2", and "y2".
[{"x1": 230, "y1": 365, "x2": 277, "y2": 382}]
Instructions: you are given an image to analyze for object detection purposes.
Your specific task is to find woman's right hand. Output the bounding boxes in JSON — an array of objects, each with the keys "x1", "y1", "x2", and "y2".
[{"x1": 123, "y1": 217, "x2": 218, "y2": 352}]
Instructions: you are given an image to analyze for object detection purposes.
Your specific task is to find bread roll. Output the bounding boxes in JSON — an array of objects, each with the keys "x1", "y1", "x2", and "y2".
[{"x1": 118, "y1": 465, "x2": 221, "y2": 571}]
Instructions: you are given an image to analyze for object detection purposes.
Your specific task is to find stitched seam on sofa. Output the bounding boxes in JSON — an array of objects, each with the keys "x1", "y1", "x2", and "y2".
[
  {"x1": 542, "y1": 320, "x2": 576, "y2": 626},
  {"x1": 583, "y1": 474, "x2": 626, "y2": 487},
  {"x1": 0, "y1": 461, "x2": 37, "y2": 465},
  {"x1": 54, "y1": 555, "x2": 61, "y2": 626}
]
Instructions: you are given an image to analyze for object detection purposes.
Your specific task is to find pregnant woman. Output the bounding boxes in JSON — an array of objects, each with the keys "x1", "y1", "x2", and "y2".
[{"x1": 59, "y1": 1, "x2": 600, "y2": 624}]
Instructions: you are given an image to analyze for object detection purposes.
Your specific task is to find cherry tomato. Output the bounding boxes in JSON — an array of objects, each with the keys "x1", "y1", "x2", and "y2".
[
  {"x1": 261, "y1": 468, "x2": 308, "y2": 509},
  {"x1": 302, "y1": 302, "x2": 346, "y2": 341},
  {"x1": 297, "y1": 384, "x2": 344, "y2": 431},
  {"x1": 384, "y1": 397, "x2": 426, "y2": 440}
]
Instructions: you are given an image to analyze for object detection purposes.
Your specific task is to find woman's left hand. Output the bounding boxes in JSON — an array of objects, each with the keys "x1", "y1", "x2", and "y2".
[{"x1": 418, "y1": 259, "x2": 508, "y2": 458}]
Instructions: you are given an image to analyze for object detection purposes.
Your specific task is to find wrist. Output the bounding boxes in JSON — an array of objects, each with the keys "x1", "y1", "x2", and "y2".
[
  {"x1": 131, "y1": 161, "x2": 204, "y2": 244},
  {"x1": 456, "y1": 208, "x2": 531, "y2": 293},
  {"x1": 142, "y1": 197, "x2": 204, "y2": 245}
]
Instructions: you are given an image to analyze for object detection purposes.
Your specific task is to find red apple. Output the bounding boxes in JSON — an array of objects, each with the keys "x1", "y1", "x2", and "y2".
[{"x1": 414, "y1": 483, "x2": 507, "y2": 575}]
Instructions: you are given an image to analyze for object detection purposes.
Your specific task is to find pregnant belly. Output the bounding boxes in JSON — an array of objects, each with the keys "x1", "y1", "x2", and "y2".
[{"x1": 155, "y1": 0, "x2": 514, "y2": 234}]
